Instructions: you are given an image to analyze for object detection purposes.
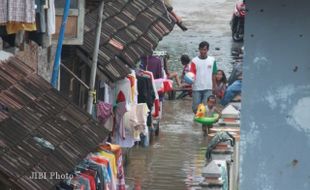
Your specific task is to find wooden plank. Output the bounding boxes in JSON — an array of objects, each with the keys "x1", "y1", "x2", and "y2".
[{"x1": 55, "y1": 16, "x2": 78, "y2": 38}]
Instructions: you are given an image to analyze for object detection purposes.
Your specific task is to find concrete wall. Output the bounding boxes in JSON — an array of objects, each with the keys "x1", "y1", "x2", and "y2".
[
  {"x1": 14, "y1": 42, "x2": 55, "y2": 82},
  {"x1": 240, "y1": 0, "x2": 310, "y2": 189},
  {"x1": 37, "y1": 45, "x2": 56, "y2": 82}
]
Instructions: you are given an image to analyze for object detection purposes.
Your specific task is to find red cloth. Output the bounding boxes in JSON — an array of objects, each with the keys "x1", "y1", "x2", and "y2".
[
  {"x1": 80, "y1": 173, "x2": 96, "y2": 190},
  {"x1": 163, "y1": 80, "x2": 173, "y2": 92},
  {"x1": 152, "y1": 99, "x2": 160, "y2": 117},
  {"x1": 117, "y1": 91, "x2": 126, "y2": 103},
  {"x1": 157, "y1": 80, "x2": 173, "y2": 94},
  {"x1": 190, "y1": 61, "x2": 197, "y2": 76}
]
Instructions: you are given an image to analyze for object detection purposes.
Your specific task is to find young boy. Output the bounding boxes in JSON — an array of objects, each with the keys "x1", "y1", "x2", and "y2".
[
  {"x1": 180, "y1": 54, "x2": 191, "y2": 85},
  {"x1": 202, "y1": 95, "x2": 221, "y2": 136},
  {"x1": 176, "y1": 54, "x2": 192, "y2": 99}
]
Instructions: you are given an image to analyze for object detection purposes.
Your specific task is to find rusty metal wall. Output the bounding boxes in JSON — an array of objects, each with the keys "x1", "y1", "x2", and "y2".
[{"x1": 240, "y1": 0, "x2": 310, "y2": 189}]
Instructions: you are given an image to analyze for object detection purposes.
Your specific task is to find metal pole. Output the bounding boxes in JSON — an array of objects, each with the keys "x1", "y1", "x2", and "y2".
[
  {"x1": 60, "y1": 64, "x2": 90, "y2": 89},
  {"x1": 51, "y1": 0, "x2": 71, "y2": 88},
  {"x1": 86, "y1": 1, "x2": 105, "y2": 114}
]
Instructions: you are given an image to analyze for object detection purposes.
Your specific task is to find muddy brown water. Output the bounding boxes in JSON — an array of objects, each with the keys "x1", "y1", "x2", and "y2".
[
  {"x1": 125, "y1": 0, "x2": 243, "y2": 189},
  {"x1": 125, "y1": 99, "x2": 208, "y2": 190}
]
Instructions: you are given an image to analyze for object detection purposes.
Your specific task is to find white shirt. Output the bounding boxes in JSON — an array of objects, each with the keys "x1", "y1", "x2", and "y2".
[{"x1": 190, "y1": 56, "x2": 216, "y2": 91}]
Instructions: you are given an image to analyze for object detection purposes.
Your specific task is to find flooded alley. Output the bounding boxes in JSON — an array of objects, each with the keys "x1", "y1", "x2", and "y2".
[
  {"x1": 1, "y1": 0, "x2": 309, "y2": 190},
  {"x1": 125, "y1": 0, "x2": 243, "y2": 189}
]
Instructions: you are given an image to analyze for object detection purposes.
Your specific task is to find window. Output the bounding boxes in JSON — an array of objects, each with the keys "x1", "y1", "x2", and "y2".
[{"x1": 53, "y1": 0, "x2": 85, "y2": 45}]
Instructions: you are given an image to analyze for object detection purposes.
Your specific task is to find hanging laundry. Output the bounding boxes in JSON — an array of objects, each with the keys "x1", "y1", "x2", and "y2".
[
  {"x1": 116, "y1": 91, "x2": 126, "y2": 103},
  {"x1": 0, "y1": 0, "x2": 37, "y2": 33},
  {"x1": 118, "y1": 105, "x2": 137, "y2": 148},
  {"x1": 121, "y1": 103, "x2": 149, "y2": 145},
  {"x1": 88, "y1": 154, "x2": 113, "y2": 190},
  {"x1": 6, "y1": 22, "x2": 36, "y2": 34},
  {"x1": 127, "y1": 72, "x2": 138, "y2": 104},
  {"x1": 135, "y1": 103, "x2": 150, "y2": 142},
  {"x1": 96, "y1": 101, "x2": 114, "y2": 131},
  {"x1": 113, "y1": 101, "x2": 128, "y2": 143},
  {"x1": 47, "y1": 0, "x2": 56, "y2": 35},
  {"x1": 115, "y1": 78, "x2": 132, "y2": 108},
  {"x1": 98, "y1": 150, "x2": 118, "y2": 190},
  {"x1": 114, "y1": 101, "x2": 149, "y2": 147},
  {"x1": 7, "y1": 0, "x2": 36, "y2": 23},
  {"x1": 131, "y1": 70, "x2": 139, "y2": 104},
  {"x1": 104, "y1": 83, "x2": 115, "y2": 105},
  {"x1": 137, "y1": 75, "x2": 156, "y2": 110},
  {"x1": 137, "y1": 74, "x2": 156, "y2": 128},
  {"x1": 0, "y1": 0, "x2": 8, "y2": 24},
  {"x1": 99, "y1": 144, "x2": 126, "y2": 190},
  {"x1": 58, "y1": 142, "x2": 127, "y2": 190}
]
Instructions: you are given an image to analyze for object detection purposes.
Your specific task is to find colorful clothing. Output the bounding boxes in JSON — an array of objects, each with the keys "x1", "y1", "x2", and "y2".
[
  {"x1": 100, "y1": 144, "x2": 126, "y2": 190},
  {"x1": 89, "y1": 155, "x2": 112, "y2": 190},
  {"x1": 99, "y1": 151, "x2": 118, "y2": 190}
]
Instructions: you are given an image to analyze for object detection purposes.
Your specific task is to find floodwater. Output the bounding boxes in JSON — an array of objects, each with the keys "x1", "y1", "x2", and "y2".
[
  {"x1": 125, "y1": 100, "x2": 207, "y2": 189},
  {"x1": 125, "y1": 0, "x2": 243, "y2": 189}
]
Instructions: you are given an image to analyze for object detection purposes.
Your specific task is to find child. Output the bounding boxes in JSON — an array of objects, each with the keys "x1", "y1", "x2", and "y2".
[
  {"x1": 202, "y1": 95, "x2": 221, "y2": 136},
  {"x1": 163, "y1": 54, "x2": 182, "y2": 87},
  {"x1": 180, "y1": 54, "x2": 191, "y2": 85},
  {"x1": 176, "y1": 54, "x2": 192, "y2": 99},
  {"x1": 213, "y1": 70, "x2": 227, "y2": 100}
]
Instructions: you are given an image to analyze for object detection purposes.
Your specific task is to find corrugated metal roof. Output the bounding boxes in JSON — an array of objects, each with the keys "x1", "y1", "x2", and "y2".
[
  {"x1": 81, "y1": 0, "x2": 176, "y2": 82},
  {"x1": 0, "y1": 56, "x2": 109, "y2": 190}
]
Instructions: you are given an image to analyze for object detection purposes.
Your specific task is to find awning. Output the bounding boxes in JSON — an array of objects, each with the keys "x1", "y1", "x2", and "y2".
[
  {"x1": 0, "y1": 54, "x2": 109, "y2": 189},
  {"x1": 79, "y1": 0, "x2": 177, "y2": 82}
]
